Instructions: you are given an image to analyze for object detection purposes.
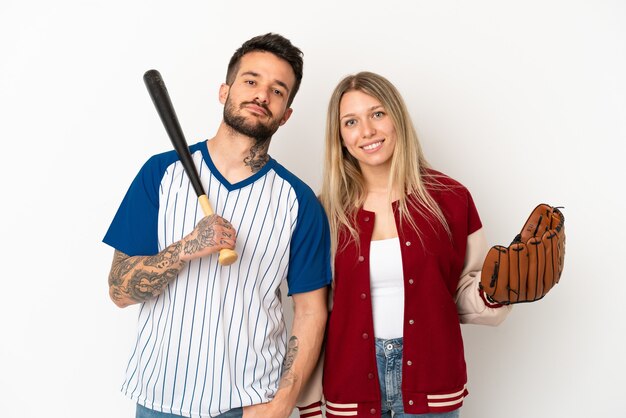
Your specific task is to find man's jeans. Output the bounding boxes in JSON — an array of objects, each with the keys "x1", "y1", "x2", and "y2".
[{"x1": 136, "y1": 403, "x2": 243, "y2": 418}]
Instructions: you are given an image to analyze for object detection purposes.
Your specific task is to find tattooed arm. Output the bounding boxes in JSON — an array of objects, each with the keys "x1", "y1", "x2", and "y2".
[
  {"x1": 243, "y1": 287, "x2": 328, "y2": 418},
  {"x1": 108, "y1": 214, "x2": 236, "y2": 308}
]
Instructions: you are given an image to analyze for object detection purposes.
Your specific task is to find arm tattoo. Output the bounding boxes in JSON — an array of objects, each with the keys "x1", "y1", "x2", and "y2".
[
  {"x1": 127, "y1": 268, "x2": 179, "y2": 301},
  {"x1": 145, "y1": 242, "x2": 182, "y2": 268},
  {"x1": 279, "y1": 336, "x2": 299, "y2": 389},
  {"x1": 183, "y1": 216, "x2": 218, "y2": 255},
  {"x1": 109, "y1": 247, "x2": 185, "y2": 304},
  {"x1": 243, "y1": 140, "x2": 270, "y2": 173},
  {"x1": 109, "y1": 251, "x2": 140, "y2": 288}
]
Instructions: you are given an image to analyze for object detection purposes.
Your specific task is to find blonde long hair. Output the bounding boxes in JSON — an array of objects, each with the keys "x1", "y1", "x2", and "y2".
[{"x1": 320, "y1": 72, "x2": 450, "y2": 258}]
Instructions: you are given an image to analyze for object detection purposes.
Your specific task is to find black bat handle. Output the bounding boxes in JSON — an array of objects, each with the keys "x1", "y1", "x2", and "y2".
[
  {"x1": 143, "y1": 70, "x2": 238, "y2": 265},
  {"x1": 143, "y1": 69, "x2": 205, "y2": 198}
]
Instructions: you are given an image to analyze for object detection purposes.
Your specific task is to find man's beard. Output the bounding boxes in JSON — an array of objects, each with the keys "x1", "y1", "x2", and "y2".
[{"x1": 223, "y1": 98, "x2": 281, "y2": 142}]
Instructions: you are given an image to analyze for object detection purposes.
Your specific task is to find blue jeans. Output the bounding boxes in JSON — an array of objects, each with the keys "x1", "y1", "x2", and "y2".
[
  {"x1": 375, "y1": 338, "x2": 460, "y2": 418},
  {"x1": 136, "y1": 403, "x2": 243, "y2": 418}
]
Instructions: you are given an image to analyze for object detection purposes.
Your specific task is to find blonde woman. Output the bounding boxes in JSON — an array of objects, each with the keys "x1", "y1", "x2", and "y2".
[{"x1": 298, "y1": 72, "x2": 511, "y2": 418}]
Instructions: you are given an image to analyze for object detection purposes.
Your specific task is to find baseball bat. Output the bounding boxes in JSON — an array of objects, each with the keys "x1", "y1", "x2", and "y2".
[{"x1": 143, "y1": 69, "x2": 238, "y2": 266}]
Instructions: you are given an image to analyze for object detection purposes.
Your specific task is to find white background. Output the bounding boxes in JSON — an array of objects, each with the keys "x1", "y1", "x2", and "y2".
[{"x1": 1, "y1": 1, "x2": 624, "y2": 417}]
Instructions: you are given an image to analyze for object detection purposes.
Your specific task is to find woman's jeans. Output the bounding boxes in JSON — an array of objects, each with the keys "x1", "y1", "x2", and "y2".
[{"x1": 375, "y1": 338, "x2": 460, "y2": 418}]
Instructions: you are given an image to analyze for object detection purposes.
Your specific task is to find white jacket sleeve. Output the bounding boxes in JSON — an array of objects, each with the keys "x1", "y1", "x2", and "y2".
[{"x1": 455, "y1": 228, "x2": 512, "y2": 325}]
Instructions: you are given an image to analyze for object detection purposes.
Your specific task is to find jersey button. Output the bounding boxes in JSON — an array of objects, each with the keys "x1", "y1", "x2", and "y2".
[
  {"x1": 370, "y1": 409, "x2": 376, "y2": 414},
  {"x1": 360, "y1": 293, "x2": 367, "y2": 300},
  {"x1": 405, "y1": 241, "x2": 411, "y2": 246},
  {"x1": 408, "y1": 400, "x2": 414, "y2": 406},
  {"x1": 408, "y1": 319, "x2": 414, "y2": 325},
  {"x1": 368, "y1": 373, "x2": 374, "y2": 379},
  {"x1": 358, "y1": 255, "x2": 364, "y2": 262},
  {"x1": 407, "y1": 360, "x2": 413, "y2": 366},
  {"x1": 362, "y1": 333, "x2": 369, "y2": 339}
]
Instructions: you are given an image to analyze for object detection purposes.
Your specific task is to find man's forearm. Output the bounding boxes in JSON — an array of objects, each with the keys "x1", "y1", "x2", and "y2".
[
  {"x1": 108, "y1": 244, "x2": 187, "y2": 308},
  {"x1": 270, "y1": 289, "x2": 328, "y2": 414},
  {"x1": 243, "y1": 288, "x2": 327, "y2": 418},
  {"x1": 107, "y1": 214, "x2": 237, "y2": 308}
]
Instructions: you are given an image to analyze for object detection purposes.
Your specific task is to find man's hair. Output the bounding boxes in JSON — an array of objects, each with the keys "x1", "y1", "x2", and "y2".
[{"x1": 226, "y1": 33, "x2": 304, "y2": 107}]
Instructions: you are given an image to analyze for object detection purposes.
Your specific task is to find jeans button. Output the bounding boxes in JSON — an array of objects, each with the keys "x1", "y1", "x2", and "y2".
[{"x1": 386, "y1": 344, "x2": 393, "y2": 350}]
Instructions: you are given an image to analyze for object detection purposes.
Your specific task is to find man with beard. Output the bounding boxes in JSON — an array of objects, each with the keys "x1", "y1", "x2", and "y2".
[{"x1": 103, "y1": 33, "x2": 330, "y2": 418}]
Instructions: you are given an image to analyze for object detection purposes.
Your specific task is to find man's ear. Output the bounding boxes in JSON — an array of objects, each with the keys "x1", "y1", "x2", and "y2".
[
  {"x1": 279, "y1": 108, "x2": 293, "y2": 126},
  {"x1": 219, "y1": 84, "x2": 230, "y2": 104}
]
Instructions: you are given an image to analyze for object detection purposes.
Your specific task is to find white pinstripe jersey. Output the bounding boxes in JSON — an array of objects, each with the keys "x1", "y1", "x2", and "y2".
[{"x1": 104, "y1": 140, "x2": 331, "y2": 418}]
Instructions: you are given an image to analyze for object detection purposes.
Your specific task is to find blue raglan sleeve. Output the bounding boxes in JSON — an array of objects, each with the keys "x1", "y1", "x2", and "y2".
[
  {"x1": 286, "y1": 187, "x2": 332, "y2": 295},
  {"x1": 102, "y1": 155, "x2": 164, "y2": 257}
]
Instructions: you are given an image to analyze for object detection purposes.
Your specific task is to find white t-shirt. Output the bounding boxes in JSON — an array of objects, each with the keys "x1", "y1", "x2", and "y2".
[{"x1": 369, "y1": 237, "x2": 404, "y2": 339}]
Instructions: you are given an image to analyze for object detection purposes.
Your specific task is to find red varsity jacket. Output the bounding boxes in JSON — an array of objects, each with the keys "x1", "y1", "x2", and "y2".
[{"x1": 322, "y1": 172, "x2": 485, "y2": 416}]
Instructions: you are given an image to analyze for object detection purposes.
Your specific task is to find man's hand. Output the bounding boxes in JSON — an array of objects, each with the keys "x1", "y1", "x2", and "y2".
[
  {"x1": 180, "y1": 214, "x2": 237, "y2": 261},
  {"x1": 242, "y1": 399, "x2": 293, "y2": 418}
]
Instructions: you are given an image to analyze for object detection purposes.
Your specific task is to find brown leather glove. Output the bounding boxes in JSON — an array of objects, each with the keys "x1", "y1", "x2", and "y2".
[{"x1": 480, "y1": 204, "x2": 565, "y2": 304}]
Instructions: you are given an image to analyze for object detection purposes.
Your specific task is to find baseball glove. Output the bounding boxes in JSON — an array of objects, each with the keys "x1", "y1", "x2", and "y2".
[{"x1": 480, "y1": 203, "x2": 565, "y2": 304}]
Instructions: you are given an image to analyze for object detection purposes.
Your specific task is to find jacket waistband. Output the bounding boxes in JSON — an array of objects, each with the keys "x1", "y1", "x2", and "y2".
[{"x1": 325, "y1": 385, "x2": 467, "y2": 417}]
